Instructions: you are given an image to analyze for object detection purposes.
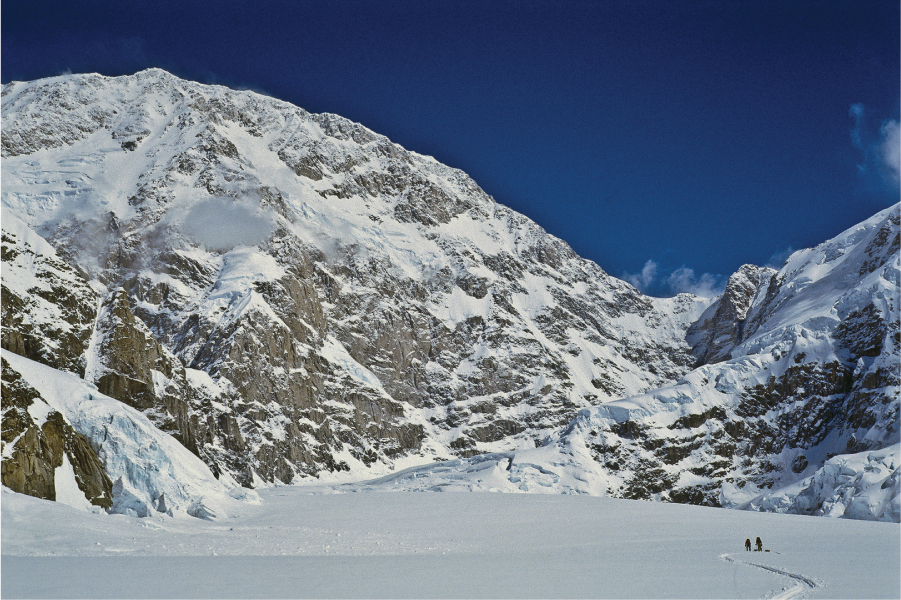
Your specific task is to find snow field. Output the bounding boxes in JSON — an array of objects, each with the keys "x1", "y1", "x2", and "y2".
[{"x1": 2, "y1": 486, "x2": 898, "y2": 599}]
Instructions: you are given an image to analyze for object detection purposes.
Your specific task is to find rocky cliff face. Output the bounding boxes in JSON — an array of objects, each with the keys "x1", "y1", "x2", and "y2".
[
  {"x1": 687, "y1": 264, "x2": 776, "y2": 364},
  {"x1": 1, "y1": 214, "x2": 99, "y2": 376},
  {"x1": 1, "y1": 69, "x2": 705, "y2": 489},
  {"x1": 2, "y1": 350, "x2": 259, "y2": 519},
  {"x1": 1, "y1": 70, "x2": 897, "y2": 522}
]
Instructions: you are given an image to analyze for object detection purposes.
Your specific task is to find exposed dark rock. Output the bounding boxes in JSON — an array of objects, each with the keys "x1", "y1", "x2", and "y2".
[{"x1": 688, "y1": 264, "x2": 775, "y2": 365}]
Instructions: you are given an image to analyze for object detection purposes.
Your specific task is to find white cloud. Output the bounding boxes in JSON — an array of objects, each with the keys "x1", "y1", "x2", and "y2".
[
  {"x1": 623, "y1": 259, "x2": 722, "y2": 298},
  {"x1": 850, "y1": 103, "x2": 900, "y2": 193},
  {"x1": 180, "y1": 196, "x2": 276, "y2": 252},
  {"x1": 765, "y1": 246, "x2": 795, "y2": 270},
  {"x1": 622, "y1": 259, "x2": 658, "y2": 292},
  {"x1": 665, "y1": 267, "x2": 723, "y2": 298},
  {"x1": 879, "y1": 119, "x2": 900, "y2": 185},
  {"x1": 850, "y1": 103, "x2": 865, "y2": 150}
]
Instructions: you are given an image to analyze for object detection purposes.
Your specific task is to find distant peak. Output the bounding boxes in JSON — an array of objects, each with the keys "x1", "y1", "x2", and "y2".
[{"x1": 135, "y1": 67, "x2": 175, "y2": 77}]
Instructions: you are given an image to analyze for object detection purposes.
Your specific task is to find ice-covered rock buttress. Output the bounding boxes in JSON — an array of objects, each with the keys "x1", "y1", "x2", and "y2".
[
  {"x1": 2, "y1": 350, "x2": 259, "y2": 519},
  {"x1": 1, "y1": 357, "x2": 112, "y2": 509},
  {"x1": 547, "y1": 205, "x2": 900, "y2": 517}
]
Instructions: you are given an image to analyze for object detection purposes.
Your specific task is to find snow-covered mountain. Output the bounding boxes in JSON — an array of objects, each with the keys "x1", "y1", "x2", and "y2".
[
  {"x1": 1, "y1": 69, "x2": 898, "y2": 522},
  {"x1": 347, "y1": 205, "x2": 899, "y2": 521}
]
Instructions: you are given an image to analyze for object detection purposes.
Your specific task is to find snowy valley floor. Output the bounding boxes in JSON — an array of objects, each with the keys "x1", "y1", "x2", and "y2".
[{"x1": 3, "y1": 486, "x2": 900, "y2": 599}]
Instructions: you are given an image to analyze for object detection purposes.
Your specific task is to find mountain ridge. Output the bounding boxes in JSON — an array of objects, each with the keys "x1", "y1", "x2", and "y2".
[{"x1": 1, "y1": 69, "x2": 897, "y2": 522}]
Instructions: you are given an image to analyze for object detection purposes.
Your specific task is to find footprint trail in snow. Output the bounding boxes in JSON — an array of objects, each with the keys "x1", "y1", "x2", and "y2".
[{"x1": 721, "y1": 553, "x2": 820, "y2": 599}]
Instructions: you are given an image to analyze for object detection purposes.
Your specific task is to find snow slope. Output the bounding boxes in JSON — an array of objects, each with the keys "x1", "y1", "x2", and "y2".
[
  {"x1": 2, "y1": 69, "x2": 708, "y2": 484},
  {"x1": 744, "y1": 443, "x2": 900, "y2": 521},
  {"x1": 2, "y1": 486, "x2": 898, "y2": 599}
]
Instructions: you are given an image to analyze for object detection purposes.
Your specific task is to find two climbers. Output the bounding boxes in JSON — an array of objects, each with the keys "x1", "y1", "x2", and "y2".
[{"x1": 744, "y1": 537, "x2": 763, "y2": 551}]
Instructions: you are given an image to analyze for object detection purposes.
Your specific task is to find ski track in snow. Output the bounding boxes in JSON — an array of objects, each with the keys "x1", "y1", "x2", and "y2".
[{"x1": 721, "y1": 553, "x2": 820, "y2": 600}]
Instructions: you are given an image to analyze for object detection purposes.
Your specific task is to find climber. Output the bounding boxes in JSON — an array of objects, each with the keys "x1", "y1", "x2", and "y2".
[
  {"x1": 755, "y1": 537, "x2": 763, "y2": 551},
  {"x1": 745, "y1": 538, "x2": 751, "y2": 551}
]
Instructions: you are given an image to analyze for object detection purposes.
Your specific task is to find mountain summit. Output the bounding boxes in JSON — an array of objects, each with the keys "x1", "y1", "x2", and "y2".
[{"x1": 2, "y1": 70, "x2": 897, "y2": 521}]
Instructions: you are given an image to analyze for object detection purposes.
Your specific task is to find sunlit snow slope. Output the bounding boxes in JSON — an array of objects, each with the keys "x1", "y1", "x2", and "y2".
[{"x1": 336, "y1": 206, "x2": 899, "y2": 521}]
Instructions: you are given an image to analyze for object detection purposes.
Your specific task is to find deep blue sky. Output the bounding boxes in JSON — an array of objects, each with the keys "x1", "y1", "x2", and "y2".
[{"x1": 3, "y1": 1, "x2": 899, "y2": 296}]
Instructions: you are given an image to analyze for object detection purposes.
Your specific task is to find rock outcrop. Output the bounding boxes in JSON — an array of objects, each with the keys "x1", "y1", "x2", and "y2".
[
  {"x1": 554, "y1": 205, "x2": 900, "y2": 512},
  {"x1": 371, "y1": 205, "x2": 898, "y2": 524},
  {"x1": 687, "y1": 264, "x2": 775, "y2": 365},
  {"x1": 1, "y1": 214, "x2": 99, "y2": 376}
]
